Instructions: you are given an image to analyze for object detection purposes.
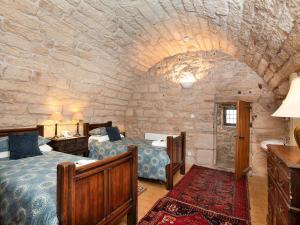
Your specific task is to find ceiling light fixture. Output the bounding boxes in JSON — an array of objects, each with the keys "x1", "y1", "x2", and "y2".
[{"x1": 180, "y1": 72, "x2": 196, "y2": 89}]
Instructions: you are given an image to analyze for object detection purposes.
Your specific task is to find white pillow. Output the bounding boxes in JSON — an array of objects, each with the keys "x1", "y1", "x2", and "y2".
[
  {"x1": 89, "y1": 134, "x2": 124, "y2": 143},
  {"x1": 0, "y1": 151, "x2": 9, "y2": 158},
  {"x1": 39, "y1": 144, "x2": 53, "y2": 152},
  {"x1": 152, "y1": 140, "x2": 167, "y2": 147},
  {"x1": 89, "y1": 135, "x2": 110, "y2": 143}
]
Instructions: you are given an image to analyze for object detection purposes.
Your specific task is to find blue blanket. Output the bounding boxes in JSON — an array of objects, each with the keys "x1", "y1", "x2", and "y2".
[
  {"x1": 89, "y1": 137, "x2": 170, "y2": 181},
  {"x1": 0, "y1": 151, "x2": 90, "y2": 225}
]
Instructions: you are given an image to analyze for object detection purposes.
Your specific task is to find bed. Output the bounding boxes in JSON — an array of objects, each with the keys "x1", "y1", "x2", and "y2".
[
  {"x1": 83, "y1": 121, "x2": 186, "y2": 190},
  {"x1": 0, "y1": 126, "x2": 138, "y2": 225}
]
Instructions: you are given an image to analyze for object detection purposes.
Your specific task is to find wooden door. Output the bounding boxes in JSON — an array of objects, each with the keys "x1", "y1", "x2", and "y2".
[{"x1": 235, "y1": 100, "x2": 251, "y2": 180}]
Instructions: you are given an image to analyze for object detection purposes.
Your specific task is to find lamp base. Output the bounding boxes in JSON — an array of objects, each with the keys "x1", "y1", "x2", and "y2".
[
  {"x1": 73, "y1": 122, "x2": 81, "y2": 137},
  {"x1": 295, "y1": 125, "x2": 300, "y2": 148},
  {"x1": 52, "y1": 135, "x2": 60, "y2": 140},
  {"x1": 53, "y1": 123, "x2": 59, "y2": 140}
]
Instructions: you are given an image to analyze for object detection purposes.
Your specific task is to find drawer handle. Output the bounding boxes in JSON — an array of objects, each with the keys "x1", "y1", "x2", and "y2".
[{"x1": 278, "y1": 160, "x2": 284, "y2": 165}]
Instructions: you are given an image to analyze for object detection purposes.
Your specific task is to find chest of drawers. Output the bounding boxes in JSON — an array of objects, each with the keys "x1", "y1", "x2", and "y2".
[
  {"x1": 267, "y1": 145, "x2": 300, "y2": 225},
  {"x1": 49, "y1": 136, "x2": 89, "y2": 156}
]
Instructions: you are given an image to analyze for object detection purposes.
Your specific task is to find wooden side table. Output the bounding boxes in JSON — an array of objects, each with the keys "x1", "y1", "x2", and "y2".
[{"x1": 49, "y1": 136, "x2": 89, "y2": 156}]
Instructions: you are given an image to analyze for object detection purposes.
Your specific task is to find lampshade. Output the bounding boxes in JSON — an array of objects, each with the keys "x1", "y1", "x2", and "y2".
[
  {"x1": 180, "y1": 72, "x2": 196, "y2": 89},
  {"x1": 49, "y1": 112, "x2": 64, "y2": 122},
  {"x1": 72, "y1": 112, "x2": 84, "y2": 121},
  {"x1": 272, "y1": 77, "x2": 300, "y2": 118}
]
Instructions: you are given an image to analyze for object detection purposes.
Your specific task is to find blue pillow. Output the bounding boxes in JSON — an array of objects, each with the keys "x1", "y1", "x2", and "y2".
[
  {"x1": 0, "y1": 137, "x2": 8, "y2": 152},
  {"x1": 0, "y1": 136, "x2": 48, "y2": 153},
  {"x1": 106, "y1": 127, "x2": 121, "y2": 142},
  {"x1": 9, "y1": 132, "x2": 42, "y2": 160}
]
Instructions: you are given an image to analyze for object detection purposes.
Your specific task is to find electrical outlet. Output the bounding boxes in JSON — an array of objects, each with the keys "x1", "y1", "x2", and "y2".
[{"x1": 187, "y1": 151, "x2": 192, "y2": 156}]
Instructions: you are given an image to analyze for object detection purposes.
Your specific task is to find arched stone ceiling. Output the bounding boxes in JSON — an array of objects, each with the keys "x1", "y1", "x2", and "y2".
[
  {"x1": 3, "y1": 0, "x2": 300, "y2": 97},
  {"x1": 98, "y1": 0, "x2": 300, "y2": 96}
]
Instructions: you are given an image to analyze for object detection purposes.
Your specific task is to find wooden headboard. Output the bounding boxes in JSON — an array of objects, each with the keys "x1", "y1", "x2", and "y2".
[
  {"x1": 0, "y1": 125, "x2": 44, "y2": 137},
  {"x1": 83, "y1": 121, "x2": 112, "y2": 136}
]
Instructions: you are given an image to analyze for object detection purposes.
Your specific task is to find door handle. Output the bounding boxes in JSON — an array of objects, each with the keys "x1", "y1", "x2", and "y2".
[{"x1": 234, "y1": 135, "x2": 245, "y2": 139}]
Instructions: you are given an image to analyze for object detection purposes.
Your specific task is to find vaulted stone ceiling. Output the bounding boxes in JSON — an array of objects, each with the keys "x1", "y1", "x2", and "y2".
[
  {"x1": 1, "y1": 0, "x2": 300, "y2": 97},
  {"x1": 98, "y1": 0, "x2": 300, "y2": 96}
]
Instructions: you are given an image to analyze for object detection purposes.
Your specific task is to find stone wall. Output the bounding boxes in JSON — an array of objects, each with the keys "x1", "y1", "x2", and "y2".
[
  {"x1": 215, "y1": 104, "x2": 236, "y2": 170},
  {"x1": 0, "y1": 0, "x2": 140, "y2": 136},
  {"x1": 0, "y1": 0, "x2": 299, "y2": 103},
  {"x1": 126, "y1": 51, "x2": 288, "y2": 176}
]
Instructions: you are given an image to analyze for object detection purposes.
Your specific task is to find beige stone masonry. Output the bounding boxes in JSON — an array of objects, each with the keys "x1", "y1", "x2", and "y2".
[{"x1": 126, "y1": 51, "x2": 288, "y2": 176}]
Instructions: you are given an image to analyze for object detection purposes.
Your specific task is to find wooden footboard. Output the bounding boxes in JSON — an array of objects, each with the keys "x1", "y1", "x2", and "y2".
[
  {"x1": 166, "y1": 132, "x2": 186, "y2": 190},
  {"x1": 57, "y1": 145, "x2": 138, "y2": 225}
]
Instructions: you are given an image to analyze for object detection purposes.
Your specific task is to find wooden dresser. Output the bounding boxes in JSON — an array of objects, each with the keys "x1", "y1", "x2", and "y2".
[{"x1": 267, "y1": 145, "x2": 300, "y2": 225}]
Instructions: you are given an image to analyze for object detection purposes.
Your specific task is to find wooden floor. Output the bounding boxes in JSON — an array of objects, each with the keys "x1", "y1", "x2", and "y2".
[
  {"x1": 248, "y1": 175, "x2": 268, "y2": 225},
  {"x1": 120, "y1": 165, "x2": 268, "y2": 225}
]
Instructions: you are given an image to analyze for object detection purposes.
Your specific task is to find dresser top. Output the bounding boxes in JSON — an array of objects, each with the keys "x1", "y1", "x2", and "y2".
[{"x1": 268, "y1": 144, "x2": 300, "y2": 168}]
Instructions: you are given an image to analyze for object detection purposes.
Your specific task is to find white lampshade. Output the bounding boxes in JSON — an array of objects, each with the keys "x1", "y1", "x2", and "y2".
[
  {"x1": 272, "y1": 77, "x2": 300, "y2": 118},
  {"x1": 180, "y1": 72, "x2": 196, "y2": 89},
  {"x1": 49, "y1": 112, "x2": 64, "y2": 122},
  {"x1": 72, "y1": 112, "x2": 84, "y2": 121}
]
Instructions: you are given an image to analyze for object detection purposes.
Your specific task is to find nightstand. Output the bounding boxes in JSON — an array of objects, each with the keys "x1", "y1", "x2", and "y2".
[{"x1": 49, "y1": 136, "x2": 89, "y2": 156}]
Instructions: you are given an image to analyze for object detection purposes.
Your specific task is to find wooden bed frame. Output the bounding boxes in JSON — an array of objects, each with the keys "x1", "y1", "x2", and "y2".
[
  {"x1": 0, "y1": 126, "x2": 138, "y2": 225},
  {"x1": 83, "y1": 121, "x2": 186, "y2": 190}
]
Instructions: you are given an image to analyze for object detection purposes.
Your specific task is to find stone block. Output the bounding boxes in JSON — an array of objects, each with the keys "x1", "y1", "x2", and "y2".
[
  {"x1": 3, "y1": 66, "x2": 33, "y2": 81},
  {"x1": 28, "y1": 104, "x2": 61, "y2": 115},
  {"x1": 195, "y1": 150, "x2": 214, "y2": 165},
  {"x1": 0, "y1": 102, "x2": 27, "y2": 114},
  {"x1": 193, "y1": 133, "x2": 214, "y2": 150}
]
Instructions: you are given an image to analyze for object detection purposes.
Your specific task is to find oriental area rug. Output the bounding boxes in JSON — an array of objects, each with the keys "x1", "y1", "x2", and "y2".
[{"x1": 138, "y1": 165, "x2": 250, "y2": 225}]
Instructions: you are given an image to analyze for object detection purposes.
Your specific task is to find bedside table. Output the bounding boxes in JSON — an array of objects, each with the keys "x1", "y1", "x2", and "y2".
[{"x1": 49, "y1": 136, "x2": 89, "y2": 156}]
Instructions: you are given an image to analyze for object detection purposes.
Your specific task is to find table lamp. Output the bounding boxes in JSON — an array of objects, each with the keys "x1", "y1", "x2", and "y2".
[
  {"x1": 272, "y1": 76, "x2": 300, "y2": 148},
  {"x1": 72, "y1": 112, "x2": 84, "y2": 137},
  {"x1": 49, "y1": 112, "x2": 64, "y2": 139}
]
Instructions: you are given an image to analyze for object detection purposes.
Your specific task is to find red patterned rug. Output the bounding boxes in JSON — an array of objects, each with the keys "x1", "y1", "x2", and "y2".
[
  {"x1": 138, "y1": 197, "x2": 249, "y2": 225},
  {"x1": 167, "y1": 165, "x2": 250, "y2": 221}
]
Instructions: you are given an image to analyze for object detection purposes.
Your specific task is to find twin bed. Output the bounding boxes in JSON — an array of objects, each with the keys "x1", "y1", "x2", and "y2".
[
  {"x1": 84, "y1": 121, "x2": 186, "y2": 190},
  {"x1": 0, "y1": 122, "x2": 186, "y2": 225},
  {"x1": 0, "y1": 126, "x2": 138, "y2": 225}
]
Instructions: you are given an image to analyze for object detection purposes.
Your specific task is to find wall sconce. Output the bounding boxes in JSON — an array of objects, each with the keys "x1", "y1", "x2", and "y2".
[{"x1": 180, "y1": 72, "x2": 196, "y2": 89}]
